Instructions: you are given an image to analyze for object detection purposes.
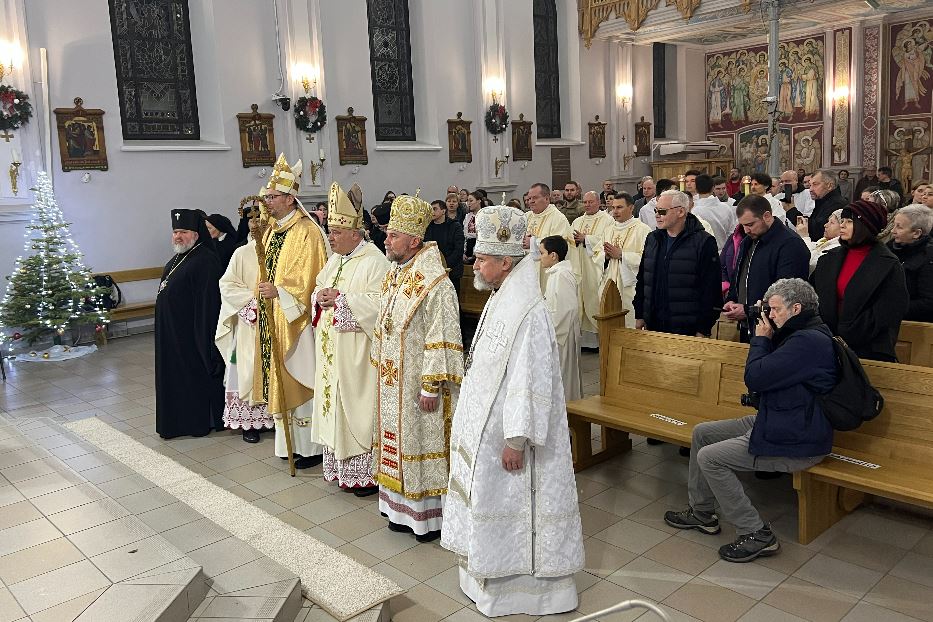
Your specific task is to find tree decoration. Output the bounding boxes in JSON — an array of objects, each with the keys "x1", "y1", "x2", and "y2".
[
  {"x1": 0, "y1": 171, "x2": 110, "y2": 347},
  {"x1": 294, "y1": 96, "x2": 327, "y2": 133},
  {"x1": 0, "y1": 85, "x2": 33, "y2": 132},
  {"x1": 484, "y1": 103, "x2": 509, "y2": 136}
]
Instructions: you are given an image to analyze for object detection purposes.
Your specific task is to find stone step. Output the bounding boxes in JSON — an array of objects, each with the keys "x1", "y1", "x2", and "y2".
[{"x1": 0, "y1": 416, "x2": 302, "y2": 622}]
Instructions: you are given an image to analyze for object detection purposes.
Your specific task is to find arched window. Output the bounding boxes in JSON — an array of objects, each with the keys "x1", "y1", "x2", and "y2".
[
  {"x1": 108, "y1": 0, "x2": 200, "y2": 140},
  {"x1": 533, "y1": 0, "x2": 561, "y2": 139},
  {"x1": 366, "y1": 0, "x2": 416, "y2": 141}
]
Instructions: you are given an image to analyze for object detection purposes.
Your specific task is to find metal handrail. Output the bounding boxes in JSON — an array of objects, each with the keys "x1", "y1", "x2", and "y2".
[{"x1": 569, "y1": 599, "x2": 670, "y2": 621}]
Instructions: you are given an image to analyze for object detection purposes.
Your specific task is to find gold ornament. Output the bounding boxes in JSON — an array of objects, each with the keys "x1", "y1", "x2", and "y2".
[
  {"x1": 29, "y1": 351, "x2": 37, "y2": 357},
  {"x1": 42, "y1": 352, "x2": 49, "y2": 359},
  {"x1": 56, "y1": 328, "x2": 65, "y2": 335}
]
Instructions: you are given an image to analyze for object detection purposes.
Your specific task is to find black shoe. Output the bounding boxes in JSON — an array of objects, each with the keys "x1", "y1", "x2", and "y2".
[
  {"x1": 294, "y1": 454, "x2": 324, "y2": 469},
  {"x1": 679, "y1": 446, "x2": 691, "y2": 457},
  {"x1": 415, "y1": 529, "x2": 441, "y2": 543},
  {"x1": 242, "y1": 429, "x2": 260, "y2": 443},
  {"x1": 664, "y1": 507, "x2": 722, "y2": 534},
  {"x1": 380, "y1": 511, "x2": 388, "y2": 518},
  {"x1": 388, "y1": 521, "x2": 413, "y2": 534},
  {"x1": 353, "y1": 486, "x2": 379, "y2": 497},
  {"x1": 646, "y1": 438, "x2": 664, "y2": 445},
  {"x1": 755, "y1": 471, "x2": 783, "y2": 480},
  {"x1": 719, "y1": 525, "x2": 780, "y2": 563},
  {"x1": 280, "y1": 453, "x2": 299, "y2": 461}
]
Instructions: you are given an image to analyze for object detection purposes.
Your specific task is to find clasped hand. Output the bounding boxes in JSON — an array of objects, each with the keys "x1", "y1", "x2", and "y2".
[
  {"x1": 317, "y1": 287, "x2": 339, "y2": 308},
  {"x1": 257, "y1": 282, "x2": 278, "y2": 299}
]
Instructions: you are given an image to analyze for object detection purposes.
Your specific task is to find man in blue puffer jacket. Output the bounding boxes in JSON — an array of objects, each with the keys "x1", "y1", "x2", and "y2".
[{"x1": 664, "y1": 278, "x2": 836, "y2": 562}]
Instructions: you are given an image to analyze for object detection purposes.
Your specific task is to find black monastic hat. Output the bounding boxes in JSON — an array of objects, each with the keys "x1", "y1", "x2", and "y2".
[{"x1": 171, "y1": 209, "x2": 201, "y2": 232}]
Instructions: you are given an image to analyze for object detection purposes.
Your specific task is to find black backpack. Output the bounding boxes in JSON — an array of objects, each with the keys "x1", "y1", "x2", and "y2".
[
  {"x1": 814, "y1": 336, "x2": 884, "y2": 431},
  {"x1": 91, "y1": 275, "x2": 123, "y2": 310}
]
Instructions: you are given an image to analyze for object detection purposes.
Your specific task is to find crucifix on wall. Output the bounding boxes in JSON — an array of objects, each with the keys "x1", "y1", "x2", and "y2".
[{"x1": 887, "y1": 127, "x2": 931, "y2": 191}]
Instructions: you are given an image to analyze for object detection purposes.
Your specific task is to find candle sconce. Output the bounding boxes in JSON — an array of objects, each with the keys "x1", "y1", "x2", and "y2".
[
  {"x1": 494, "y1": 153, "x2": 510, "y2": 177},
  {"x1": 622, "y1": 152, "x2": 635, "y2": 169},
  {"x1": 308, "y1": 155, "x2": 326, "y2": 185},
  {"x1": 9, "y1": 156, "x2": 20, "y2": 196}
]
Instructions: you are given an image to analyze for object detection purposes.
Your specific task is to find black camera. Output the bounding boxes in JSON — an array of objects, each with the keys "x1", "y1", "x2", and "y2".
[
  {"x1": 741, "y1": 392, "x2": 760, "y2": 408},
  {"x1": 782, "y1": 183, "x2": 794, "y2": 203}
]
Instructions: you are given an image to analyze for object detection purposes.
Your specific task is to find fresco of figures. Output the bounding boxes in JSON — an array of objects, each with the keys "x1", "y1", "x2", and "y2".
[
  {"x1": 736, "y1": 127, "x2": 792, "y2": 173},
  {"x1": 889, "y1": 20, "x2": 933, "y2": 115},
  {"x1": 706, "y1": 35, "x2": 825, "y2": 133}
]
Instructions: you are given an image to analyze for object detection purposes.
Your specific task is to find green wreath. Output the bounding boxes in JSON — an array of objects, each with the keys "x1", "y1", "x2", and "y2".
[
  {"x1": 294, "y1": 96, "x2": 327, "y2": 133},
  {"x1": 484, "y1": 103, "x2": 509, "y2": 135},
  {"x1": 0, "y1": 85, "x2": 32, "y2": 132}
]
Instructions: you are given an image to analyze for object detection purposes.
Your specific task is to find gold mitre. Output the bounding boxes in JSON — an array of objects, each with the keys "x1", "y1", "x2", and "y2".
[
  {"x1": 327, "y1": 182, "x2": 363, "y2": 230},
  {"x1": 266, "y1": 153, "x2": 303, "y2": 195},
  {"x1": 388, "y1": 190, "x2": 432, "y2": 238}
]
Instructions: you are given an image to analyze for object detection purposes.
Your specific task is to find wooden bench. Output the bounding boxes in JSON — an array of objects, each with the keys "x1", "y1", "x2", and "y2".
[
  {"x1": 92, "y1": 267, "x2": 162, "y2": 332},
  {"x1": 568, "y1": 281, "x2": 933, "y2": 544},
  {"x1": 715, "y1": 317, "x2": 933, "y2": 369},
  {"x1": 459, "y1": 264, "x2": 490, "y2": 316}
]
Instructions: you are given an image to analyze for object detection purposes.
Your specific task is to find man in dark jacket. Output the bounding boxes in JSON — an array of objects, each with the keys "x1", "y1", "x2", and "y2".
[
  {"x1": 425, "y1": 200, "x2": 466, "y2": 295},
  {"x1": 806, "y1": 170, "x2": 848, "y2": 241},
  {"x1": 665, "y1": 278, "x2": 836, "y2": 563},
  {"x1": 633, "y1": 190, "x2": 722, "y2": 337},
  {"x1": 724, "y1": 195, "x2": 810, "y2": 341}
]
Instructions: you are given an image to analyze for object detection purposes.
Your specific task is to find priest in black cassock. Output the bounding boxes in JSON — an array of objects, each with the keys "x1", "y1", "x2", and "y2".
[{"x1": 155, "y1": 209, "x2": 226, "y2": 439}]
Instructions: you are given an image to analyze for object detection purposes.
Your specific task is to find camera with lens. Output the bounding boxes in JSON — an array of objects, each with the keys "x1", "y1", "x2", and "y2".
[
  {"x1": 747, "y1": 302, "x2": 771, "y2": 328},
  {"x1": 741, "y1": 392, "x2": 761, "y2": 409}
]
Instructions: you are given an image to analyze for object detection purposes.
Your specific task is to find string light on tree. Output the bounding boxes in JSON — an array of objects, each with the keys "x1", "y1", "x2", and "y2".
[{"x1": 0, "y1": 171, "x2": 109, "y2": 351}]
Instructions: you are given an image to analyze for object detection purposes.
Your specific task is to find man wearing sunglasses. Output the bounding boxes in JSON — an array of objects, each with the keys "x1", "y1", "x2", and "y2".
[{"x1": 632, "y1": 190, "x2": 722, "y2": 337}]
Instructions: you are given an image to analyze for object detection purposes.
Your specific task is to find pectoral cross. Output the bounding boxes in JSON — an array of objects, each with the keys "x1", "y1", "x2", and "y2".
[{"x1": 486, "y1": 321, "x2": 509, "y2": 355}]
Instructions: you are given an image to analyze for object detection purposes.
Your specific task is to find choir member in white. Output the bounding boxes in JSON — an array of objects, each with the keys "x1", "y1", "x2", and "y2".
[{"x1": 539, "y1": 235, "x2": 582, "y2": 402}]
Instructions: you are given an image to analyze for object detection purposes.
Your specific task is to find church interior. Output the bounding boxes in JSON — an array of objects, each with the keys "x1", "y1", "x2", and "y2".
[{"x1": 1, "y1": 0, "x2": 933, "y2": 621}]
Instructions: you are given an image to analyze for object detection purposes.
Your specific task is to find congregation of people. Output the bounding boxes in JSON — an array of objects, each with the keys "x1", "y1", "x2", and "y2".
[{"x1": 153, "y1": 150, "x2": 933, "y2": 616}]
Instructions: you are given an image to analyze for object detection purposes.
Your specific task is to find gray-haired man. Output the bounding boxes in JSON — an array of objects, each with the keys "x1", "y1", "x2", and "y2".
[{"x1": 665, "y1": 278, "x2": 836, "y2": 563}]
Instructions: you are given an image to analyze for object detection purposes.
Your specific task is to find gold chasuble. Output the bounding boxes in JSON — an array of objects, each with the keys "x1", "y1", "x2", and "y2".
[
  {"x1": 253, "y1": 211, "x2": 328, "y2": 415},
  {"x1": 371, "y1": 242, "x2": 464, "y2": 499},
  {"x1": 525, "y1": 204, "x2": 580, "y2": 288}
]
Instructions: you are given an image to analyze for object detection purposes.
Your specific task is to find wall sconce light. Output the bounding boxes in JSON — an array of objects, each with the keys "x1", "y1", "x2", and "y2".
[
  {"x1": 616, "y1": 84, "x2": 633, "y2": 110},
  {"x1": 485, "y1": 77, "x2": 505, "y2": 105},
  {"x1": 308, "y1": 149, "x2": 326, "y2": 185},
  {"x1": 0, "y1": 40, "x2": 22, "y2": 83},
  {"x1": 622, "y1": 152, "x2": 635, "y2": 169},
  {"x1": 832, "y1": 86, "x2": 850, "y2": 105},
  {"x1": 494, "y1": 149, "x2": 510, "y2": 177},
  {"x1": 293, "y1": 63, "x2": 318, "y2": 95}
]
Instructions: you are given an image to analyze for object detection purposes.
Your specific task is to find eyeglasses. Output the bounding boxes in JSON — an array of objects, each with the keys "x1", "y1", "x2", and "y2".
[
  {"x1": 265, "y1": 193, "x2": 285, "y2": 201},
  {"x1": 654, "y1": 206, "x2": 683, "y2": 215}
]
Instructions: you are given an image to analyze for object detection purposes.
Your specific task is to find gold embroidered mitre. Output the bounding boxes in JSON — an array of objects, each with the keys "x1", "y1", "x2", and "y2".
[
  {"x1": 266, "y1": 153, "x2": 303, "y2": 195},
  {"x1": 388, "y1": 192, "x2": 432, "y2": 238},
  {"x1": 327, "y1": 182, "x2": 363, "y2": 230}
]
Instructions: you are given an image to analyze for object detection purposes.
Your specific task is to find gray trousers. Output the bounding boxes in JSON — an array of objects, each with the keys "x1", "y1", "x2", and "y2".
[{"x1": 687, "y1": 415, "x2": 824, "y2": 534}]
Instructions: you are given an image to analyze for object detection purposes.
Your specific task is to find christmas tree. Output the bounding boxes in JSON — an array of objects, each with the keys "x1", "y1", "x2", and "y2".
[{"x1": 0, "y1": 171, "x2": 109, "y2": 346}]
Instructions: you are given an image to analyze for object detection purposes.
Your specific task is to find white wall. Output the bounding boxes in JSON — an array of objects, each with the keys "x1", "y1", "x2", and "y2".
[{"x1": 0, "y1": 0, "x2": 620, "y2": 286}]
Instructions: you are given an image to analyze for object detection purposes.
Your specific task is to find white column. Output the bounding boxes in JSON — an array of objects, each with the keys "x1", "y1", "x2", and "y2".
[
  {"x1": 473, "y1": 0, "x2": 513, "y2": 191},
  {"x1": 0, "y1": 0, "x2": 38, "y2": 208},
  {"x1": 609, "y1": 37, "x2": 634, "y2": 180}
]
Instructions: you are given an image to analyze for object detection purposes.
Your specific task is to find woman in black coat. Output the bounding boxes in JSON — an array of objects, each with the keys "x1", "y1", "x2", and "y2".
[
  {"x1": 811, "y1": 200, "x2": 909, "y2": 362},
  {"x1": 888, "y1": 204, "x2": 933, "y2": 322}
]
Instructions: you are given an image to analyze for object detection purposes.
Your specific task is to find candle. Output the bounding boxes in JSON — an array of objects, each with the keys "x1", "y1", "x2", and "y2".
[
  {"x1": 678, "y1": 174, "x2": 685, "y2": 191},
  {"x1": 505, "y1": 148, "x2": 510, "y2": 158},
  {"x1": 319, "y1": 148, "x2": 325, "y2": 161},
  {"x1": 11, "y1": 147, "x2": 19, "y2": 163},
  {"x1": 742, "y1": 175, "x2": 751, "y2": 195}
]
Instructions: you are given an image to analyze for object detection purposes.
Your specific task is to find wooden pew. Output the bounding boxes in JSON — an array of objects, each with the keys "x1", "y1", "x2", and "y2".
[
  {"x1": 568, "y1": 283, "x2": 933, "y2": 544},
  {"x1": 96, "y1": 267, "x2": 163, "y2": 322},
  {"x1": 459, "y1": 264, "x2": 491, "y2": 316},
  {"x1": 715, "y1": 317, "x2": 933, "y2": 369},
  {"x1": 895, "y1": 321, "x2": 933, "y2": 367}
]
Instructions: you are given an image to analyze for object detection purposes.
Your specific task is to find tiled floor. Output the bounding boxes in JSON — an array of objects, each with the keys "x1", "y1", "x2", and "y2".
[{"x1": 2, "y1": 333, "x2": 933, "y2": 622}]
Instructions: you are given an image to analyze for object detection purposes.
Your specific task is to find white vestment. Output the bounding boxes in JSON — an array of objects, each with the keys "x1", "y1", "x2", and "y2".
[
  {"x1": 600, "y1": 217, "x2": 651, "y2": 329},
  {"x1": 692, "y1": 195, "x2": 738, "y2": 251},
  {"x1": 215, "y1": 239, "x2": 273, "y2": 430},
  {"x1": 794, "y1": 190, "x2": 816, "y2": 217},
  {"x1": 525, "y1": 204, "x2": 578, "y2": 289},
  {"x1": 638, "y1": 198, "x2": 658, "y2": 229},
  {"x1": 570, "y1": 210, "x2": 613, "y2": 345},
  {"x1": 443, "y1": 257, "x2": 584, "y2": 618},
  {"x1": 764, "y1": 194, "x2": 788, "y2": 224},
  {"x1": 310, "y1": 241, "x2": 389, "y2": 487},
  {"x1": 543, "y1": 260, "x2": 582, "y2": 402}
]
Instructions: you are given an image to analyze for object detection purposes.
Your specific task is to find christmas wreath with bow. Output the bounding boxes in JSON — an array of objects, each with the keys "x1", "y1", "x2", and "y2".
[
  {"x1": 294, "y1": 96, "x2": 327, "y2": 133},
  {"x1": 0, "y1": 85, "x2": 32, "y2": 132},
  {"x1": 484, "y1": 103, "x2": 509, "y2": 135}
]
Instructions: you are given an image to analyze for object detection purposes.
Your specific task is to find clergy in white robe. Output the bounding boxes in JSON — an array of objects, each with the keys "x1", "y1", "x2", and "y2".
[
  {"x1": 570, "y1": 192, "x2": 614, "y2": 348},
  {"x1": 310, "y1": 183, "x2": 390, "y2": 494},
  {"x1": 216, "y1": 215, "x2": 275, "y2": 442},
  {"x1": 601, "y1": 194, "x2": 652, "y2": 328},
  {"x1": 539, "y1": 237, "x2": 582, "y2": 402},
  {"x1": 523, "y1": 183, "x2": 578, "y2": 290},
  {"x1": 444, "y1": 205, "x2": 584, "y2": 617},
  {"x1": 692, "y1": 185, "x2": 738, "y2": 251},
  {"x1": 372, "y1": 195, "x2": 464, "y2": 542}
]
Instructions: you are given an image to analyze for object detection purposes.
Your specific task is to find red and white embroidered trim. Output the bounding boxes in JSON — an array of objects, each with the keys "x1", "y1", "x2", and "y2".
[
  {"x1": 223, "y1": 391, "x2": 274, "y2": 430},
  {"x1": 323, "y1": 448, "x2": 376, "y2": 489},
  {"x1": 378, "y1": 489, "x2": 444, "y2": 521}
]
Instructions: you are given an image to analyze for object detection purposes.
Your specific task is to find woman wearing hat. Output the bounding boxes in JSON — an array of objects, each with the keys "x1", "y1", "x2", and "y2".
[{"x1": 811, "y1": 199, "x2": 909, "y2": 362}]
